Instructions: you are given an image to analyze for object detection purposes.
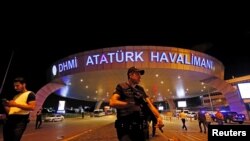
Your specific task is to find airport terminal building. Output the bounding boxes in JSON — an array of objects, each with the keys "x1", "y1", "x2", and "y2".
[{"x1": 30, "y1": 46, "x2": 250, "y2": 120}]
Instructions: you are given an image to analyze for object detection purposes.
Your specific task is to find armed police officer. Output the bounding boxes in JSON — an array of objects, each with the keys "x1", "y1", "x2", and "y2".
[{"x1": 110, "y1": 66, "x2": 164, "y2": 141}]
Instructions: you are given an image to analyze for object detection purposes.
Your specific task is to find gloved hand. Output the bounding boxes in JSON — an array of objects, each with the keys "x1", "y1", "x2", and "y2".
[{"x1": 155, "y1": 117, "x2": 164, "y2": 133}]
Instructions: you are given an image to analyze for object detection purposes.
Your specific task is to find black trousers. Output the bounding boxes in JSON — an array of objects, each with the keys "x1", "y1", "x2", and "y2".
[
  {"x1": 116, "y1": 128, "x2": 147, "y2": 141},
  {"x1": 181, "y1": 118, "x2": 187, "y2": 130},
  {"x1": 35, "y1": 116, "x2": 42, "y2": 129},
  {"x1": 115, "y1": 119, "x2": 148, "y2": 141},
  {"x1": 199, "y1": 120, "x2": 206, "y2": 132},
  {"x1": 3, "y1": 115, "x2": 29, "y2": 141}
]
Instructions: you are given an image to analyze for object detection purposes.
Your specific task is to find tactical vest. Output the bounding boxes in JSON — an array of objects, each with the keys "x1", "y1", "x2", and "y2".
[{"x1": 116, "y1": 82, "x2": 148, "y2": 120}]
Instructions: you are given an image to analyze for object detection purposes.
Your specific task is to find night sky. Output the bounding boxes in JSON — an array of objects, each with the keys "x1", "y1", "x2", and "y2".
[{"x1": 0, "y1": 24, "x2": 250, "y2": 98}]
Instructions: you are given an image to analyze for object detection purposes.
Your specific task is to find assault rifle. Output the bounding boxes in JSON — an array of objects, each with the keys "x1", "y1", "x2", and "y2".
[{"x1": 131, "y1": 86, "x2": 164, "y2": 133}]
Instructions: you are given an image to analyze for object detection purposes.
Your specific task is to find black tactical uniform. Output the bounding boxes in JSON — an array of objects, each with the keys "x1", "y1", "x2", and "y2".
[{"x1": 114, "y1": 82, "x2": 149, "y2": 141}]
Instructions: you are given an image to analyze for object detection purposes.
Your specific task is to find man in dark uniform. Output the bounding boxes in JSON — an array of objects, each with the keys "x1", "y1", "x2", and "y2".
[
  {"x1": 198, "y1": 109, "x2": 206, "y2": 133},
  {"x1": 110, "y1": 66, "x2": 164, "y2": 141}
]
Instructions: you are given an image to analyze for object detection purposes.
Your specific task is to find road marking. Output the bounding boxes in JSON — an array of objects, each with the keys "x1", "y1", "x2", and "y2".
[{"x1": 62, "y1": 129, "x2": 92, "y2": 141}]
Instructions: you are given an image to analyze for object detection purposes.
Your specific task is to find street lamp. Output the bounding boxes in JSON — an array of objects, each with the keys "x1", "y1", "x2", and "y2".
[
  {"x1": 205, "y1": 85, "x2": 214, "y2": 111},
  {"x1": 202, "y1": 82, "x2": 214, "y2": 111}
]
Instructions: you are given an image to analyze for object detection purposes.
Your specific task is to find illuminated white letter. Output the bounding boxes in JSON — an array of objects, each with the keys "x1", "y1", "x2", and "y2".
[
  {"x1": 201, "y1": 58, "x2": 207, "y2": 68},
  {"x1": 93, "y1": 54, "x2": 100, "y2": 64},
  {"x1": 151, "y1": 51, "x2": 159, "y2": 62},
  {"x1": 116, "y1": 50, "x2": 124, "y2": 63},
  {"x1": 169, "y1": 53, "x2": 177, "y2": 62},
  {"x1": 159, "y1": 52, "x2": 169, "y2": 62},
  {"x1": 206, "y1": 60, "x2": 213, "y2": 69},
  {"x1": 176, "y1": 54, "x2": 184, "y2": 64},
  {"x1": 193, "y1": 56, "x2": 201, "y2": 66},
  {"x1": 107, "y1": 53, "x2": 115, "y2": 63},
  {"x1": 184, "y1": 54, "x2": 191, "y2": 64},
  {"x1": 58, "y1": 64, "x2": 63, "y2": 72},
  {"x1": 67, "y1": 58, "x2": 77, "y2": 69},
  {"x1": 125, "y1": 51, "x2": 134, "y2": 62},
  {"x1": 86, "y1": 56, "x2": 94, "y2": 66},
  {"x1": 100, "y1": 54, "x2": 108, "y2": 64},
  {"x1": 134, "y1": 51, "x2": 144, "y2": 62}
]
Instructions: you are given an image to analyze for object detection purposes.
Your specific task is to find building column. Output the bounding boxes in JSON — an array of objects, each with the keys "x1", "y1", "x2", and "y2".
[{"x1": 29, "y1": 81, "x2": 65, "y2": 120}]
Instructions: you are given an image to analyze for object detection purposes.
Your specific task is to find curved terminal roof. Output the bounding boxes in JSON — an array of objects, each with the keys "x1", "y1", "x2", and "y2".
[{"x1": 48, "y1": 46, "x2": 224, "y2": 102}]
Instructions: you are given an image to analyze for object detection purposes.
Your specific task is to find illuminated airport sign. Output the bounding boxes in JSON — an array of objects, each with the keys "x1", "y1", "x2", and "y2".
[
  {"x1": 86, "y1": 51, "x2": 144, "y2": 65},
  {"x1": 51, "y1": 47, "x2": 217, "y2": 76},
  {"x1": 85, "y1": 51, "x2": 213, "y2": 69},
  {"x1": 52, "y1": 57, "x2": 78, "y2": 75}
]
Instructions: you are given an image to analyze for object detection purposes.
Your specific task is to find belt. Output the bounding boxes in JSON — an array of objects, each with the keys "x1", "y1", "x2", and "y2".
[{"x1": 115, "y1": 119, "x2": 148, "y2": 130}]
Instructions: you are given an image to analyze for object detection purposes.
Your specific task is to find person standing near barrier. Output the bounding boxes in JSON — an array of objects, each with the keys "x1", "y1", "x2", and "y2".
[
  {"x1": 109, "y1": 66, "x2": 164, "y2": 141},
  {"x1": 198, "y1": 109, "x2": 206, "y2": 133},
  {"x1": 35, "y1": 108, "x2": 42, "y2": 129},
  {"x1": 81, "y1": 109, "x2": 85, "y2": 119},
  {"x1": 215, "y1": 108, "x2": 224, "y2": 125},
  {"x1": 204, "y1": 111, "x2": 212, "y2": 127},
  {"x1": 2, "y1": 77, "x2": 36, "y2": 141}
]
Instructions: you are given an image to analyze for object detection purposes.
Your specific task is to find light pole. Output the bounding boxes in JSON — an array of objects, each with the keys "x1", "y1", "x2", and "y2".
[{"x1": 207, "y1": 86, "x2": 214, "y2": 111}]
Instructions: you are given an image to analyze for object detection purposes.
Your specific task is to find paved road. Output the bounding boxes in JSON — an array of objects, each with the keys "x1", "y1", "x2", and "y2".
[
  {"x1": 0, "y1": 115, "x2": 115, "y2": 141},
  {"x1": 0, "y1": 115, "x2": 249, "y2": 141},
  {"x1": 70, "y1": 117, "x2": 208, "y2": 141}
]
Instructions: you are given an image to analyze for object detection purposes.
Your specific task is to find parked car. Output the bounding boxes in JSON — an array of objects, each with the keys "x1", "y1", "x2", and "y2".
[
  {"x1": 211, "y1": 111, "x2": 246, "y2": 124},
  {"x1": 44, "y1": 114, "x2": 64, "y2": 122},
  {"x1": 221, "y1": 111, "x2": 246, "y2": 124},
  {"x1": 187, "y1": 112, "x2": 197, "y2": 119},
  {"x1": 93, "y1": 109, "x2": 105, "y2": 117},
  {"x1": 42, "y1": 108, "x2": 56, "y2": 113}
]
